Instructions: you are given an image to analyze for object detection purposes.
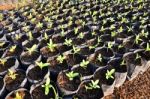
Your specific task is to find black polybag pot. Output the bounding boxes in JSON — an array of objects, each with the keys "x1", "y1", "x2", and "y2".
[
  {"x1": 0, "y1": 57, "x2": 19, "y2": 76},
  {"x1": 4, "y1": 69, "x2": 28, "y2": 92},
  {"x1": 26, "y1": 64, "x2": 50, "y2": 84},
  {"x1": 75, "y1": 80, "x2": 104, "y2": 99},
  {"x1": 93, "y1": 66, "x2": 116, "y2": 96},
  {"x1": 30, "y1": 77, "x2": 59, "y2": 99},
  {"x1": 5, "y1": 88, "x2": 32, "y2": 99},
  {"x1": 57, "y1": 70, "x2": 81, "y2": 96}
]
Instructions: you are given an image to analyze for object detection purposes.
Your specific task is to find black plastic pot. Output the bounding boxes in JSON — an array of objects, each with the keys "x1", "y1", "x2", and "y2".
[
  {"x1": 26, "y1": 64, "x2": 50, "y2": 84},
  {"x1": 30, "y1": 78, "x2": 59, "y2": 99},
  {"x1": 4, "y1": 69, "x2": 28, "y2": 92},
  {"x1": 0, "y1": 57, "x2": 19, "y2": 76},
  {"x1": 93, "y1": 66, "x2": 116, "y2": 96},
  {"x1": 57, "y1": 70, "x2": 81, "y2": 96},
  {"x1": 5, "y1": 88, "x2": 32, "y2": 99},
  {"x1": 0, "y1": 76, "x2": 6, "y2": 99}
]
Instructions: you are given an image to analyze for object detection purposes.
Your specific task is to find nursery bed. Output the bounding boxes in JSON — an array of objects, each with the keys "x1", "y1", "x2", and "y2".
[{"x1": 0, "y1": 0, "x2": 150, "y2": 99}]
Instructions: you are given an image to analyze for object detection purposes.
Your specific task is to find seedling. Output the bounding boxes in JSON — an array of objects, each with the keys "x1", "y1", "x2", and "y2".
[
  {"x1": 74, "y1": 28, "x2": 79, "y2": 35},
  {"x1": 0, "y1": 58, "x2": 7, "y2": 66},
  {"x1": 44, "y1": 32, "x2": 48, "y2": 40},
  {"x1": 80, "y1": 60, "x2": 89, "y2": 69},
  {"x1": 146, "y1": 43, "x2": 150, "y2": 52},
  {"x1": 42, "y1": 77, "x2": 58, "y2": 98},
  {"x1": 110, "y1": 25, "x2": 115, "y2": 30},
  {"x1": 136, "y1": 53, "x2": 141, "y2": 59},
  {"x1": 47, "y1": 39, "x2": 57, "y2": 52},
  {"x1": 36, "y1": 61, "x2": 50, "y2": 70},
  {"x1": 36, "y1": 22, "x2": 43, "y2": 28},
  {"x1": 0, "y1": 42, "x2": 5, "y2": 47},
  {"x1": 135, "y1": 34, "x2": 142, "y2": 44},
  {"x1": 105, "y1": 69, "x2": 115, "y2": 80},
  {"x1": 118, "y1": 26, "x2": 123, "y2": 33},
  {"x1": 26, "y1": 44, "x2": 38, "y2": 55},
  {"x1": 111, "y1": 31, "x2": 117, "y2": 37},
  {"x1": 140, "y1": 30, "x2": 148, "y2": 38},
  {"x1": 66, "y1": 71, "x2": 79, "y2": 81},
  {"x1": 78, "y1": 32, "x2": 84, "y2": 39},
  {"x1": 9, "y1": 45, "x2": 17, "y2": 53},
  {"x1": 8, "y1": 69, "x2": 18, "y2": 80},
  {"x1": 100, "y1": 26, "x2": 105, "y2": 32},
  {"x1": 97, "y1": 54, "x2": 102, "y2": 62},
  {"x1": 121, "y1": 59, "x2": 126, "y2": 65},
  {"x1": 15, "y1": 34, "x2": 21, "y2": 40},
  {"x1": 64, "y1": 38, "x2": 72, "y2": 46},
  {"x1": 60, "y1": 29, "x2": 66, "y2": 37},
  {"x1": 72, "y1": 46, "x2": 80, "y2": 54},
  {"x1": 28, "y1": 31, "x2": 33, "y2": 40},
  {"x1": 107, "y1": 42, "x2": 113, "y2": 49},
  {"x1": 0, "y1": 14, "x2": 3, "y2": 21},
  {"x1": 14, "y1": 92, "x2": 24, "y2": 99},
  {"x1": 85, "y1": 80, "x2": 100, "y2": 90},
  {"x1": 57, "y1": 55, "x2": 66, "y2": 64}
]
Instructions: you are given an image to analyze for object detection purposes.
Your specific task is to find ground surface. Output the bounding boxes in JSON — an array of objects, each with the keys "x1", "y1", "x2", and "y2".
[{"x1": 104, "y1": 67, "x2": 150, "y2": 99}]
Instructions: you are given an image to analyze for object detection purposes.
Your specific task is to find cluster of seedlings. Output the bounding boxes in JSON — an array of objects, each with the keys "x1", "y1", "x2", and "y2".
[{"x1": 0, "y1": 0, "x2": 150, "y2": 98}]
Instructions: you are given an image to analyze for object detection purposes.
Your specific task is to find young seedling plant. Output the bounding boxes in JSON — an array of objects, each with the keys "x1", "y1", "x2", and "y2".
[
  {"x1": 57, "y1": 55, "x2": 66, "y2": 64},
  {"x1": 14, "y1": 92, "x2": 24, "y2": 99},
  {"x1": 8, "y1": 69, "x2": 18, "y2": 80},
  {"x1": 42, "y1": 77, "x2": 59, "y2": 99},
  {"x1": 64, "y1": 38, "x2": 72, "y2": 46},
  {"x1": 66, "y1": 71, "x2": 79, "y2": 81},
  {"x1": 0, "y1": 58, "x2": 7, "y2": 66},
  {"x1": 47, "y1": 39, "x2": 57, "y2": 52},
  {"x1": 26, "y1": 44, "x2": 38, "y2": 55},
  {"x1": 80, "y1": 60, "x2": 89, "y2": 69},
  {"x1": 9, "y1": 45, "x2": 17, "y2": 53},
  {"x1": 105, "y1": 69, "x2": 115, "y2": 80},
  {"x1": 35, "y1": 61, "x2": 50, "y2": 70},
  {"x1": 85, "y1": 80, "x2": 100, "y2": 90}
]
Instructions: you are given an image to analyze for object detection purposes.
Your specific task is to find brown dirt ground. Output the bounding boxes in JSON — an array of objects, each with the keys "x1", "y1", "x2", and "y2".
[{"x1": 104, "y1": 67, "x2": 150, "y2": 99}]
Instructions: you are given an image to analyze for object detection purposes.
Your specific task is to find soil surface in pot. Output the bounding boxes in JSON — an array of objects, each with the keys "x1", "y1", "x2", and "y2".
[{"x1": 5, "y1": 70, "x2": 26, "y2": 91}]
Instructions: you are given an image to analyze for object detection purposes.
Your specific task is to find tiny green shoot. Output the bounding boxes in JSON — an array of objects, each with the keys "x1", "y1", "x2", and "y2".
[
  {"x1": 80, "y1": 60, "x2": 89, "y2": 69},
  {"x1": 85, "y1": 80, "x2": 100, "y2": 90},
  {"x1": 35, "y1": 61, "x2": 50, "y2": 69},
  {"x1": 66, "y1": 71, "x2": 79, "y2": 81},
  {"x1": 105, "y1": 69, "x2": 115, "y2": 80}
]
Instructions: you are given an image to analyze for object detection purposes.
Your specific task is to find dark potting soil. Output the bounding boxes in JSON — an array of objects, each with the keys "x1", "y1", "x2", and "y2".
[
  {"x1": 5, "y1": 70, "x2": 26, "y2": 91},
  {"x1": 57, "y1": 72, "x2": 81, "y2": 91},
  {"x1": 21, "y1": 51, "x2": 40, "y2": 63},
  {"x1": 0, "y1": 58, "x2": 16, "y2": 72},
  {"x1": 40, "y1": 46, "x2": 58, "y2": 57},
  {"x1": 31, "y1": 84, "x2": 55, "y2": 99},
  {"x1": 27, "y1": 66, "x2": 48, "y2": 81}
]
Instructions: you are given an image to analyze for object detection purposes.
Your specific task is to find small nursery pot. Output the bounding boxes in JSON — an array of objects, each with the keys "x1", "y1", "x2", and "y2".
[
  {"x1": 88, "y1": 53, "x2": 108, "y2": 67},
  {"x1": 20, "y1": 51, "x2": 41, "y2": 69},
  {"x1": 47, "y1": 55, "x2": 68, "y2": 78},
  {"x1": 5, "y1": 88, "x2": 32, "y2": 99},
  {"x1": 0, "y1": 57, "x2": 19, "y2": 76},
  {"x1": 95, "y1": 47, "x2": 114, "y2": 59},
  {"x1": 57, "y1": 70, "x2": 81, "y2": 96},
  {"x1": 40, "y1": 46, "x2": 59, "y2": 59},
  {"x1": 26, "y1": 64, "x2": 50, "y2": 84},
  {"x1": 11, "y1": 33, "x2": 28, "y2": 44},
  {"x1": 63, "y1": 51, "x2": 86, "y2": 66},
  {"x1": 4, "y1": 69, "x2": 27, "y2": 92},
  {"x1": 56, "y1": 43, "x2": 72, "y2": 53},
  {"x1": 2, "y1": 44, "x2": 23, "y2": 58},
  {"x1": 93, "y1": 66, "x2": 116, "y2": 96},
  {"x1": 30, "y1": 78, "x2": 59, "y2": 99},
  {"x1": 75, "y1": 80, "x2": 104, "y2": 99},
  {"x1": 52, "y1": 33, "x2": 65, "y2": 43},
  {"x1": 71, "y1": 64, "x2": 96, "y2": 80},
  {"x1": 0, "y1": 76, "x2": 6, "y2": 99},
  {"x1": 78, "y1": 45, "x2": 94, "y2": 56}
]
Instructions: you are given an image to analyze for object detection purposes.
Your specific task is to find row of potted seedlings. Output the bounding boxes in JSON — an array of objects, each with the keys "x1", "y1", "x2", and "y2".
[{"x1": 0, "y1": 0, "x2": 150, "y2": 98}]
